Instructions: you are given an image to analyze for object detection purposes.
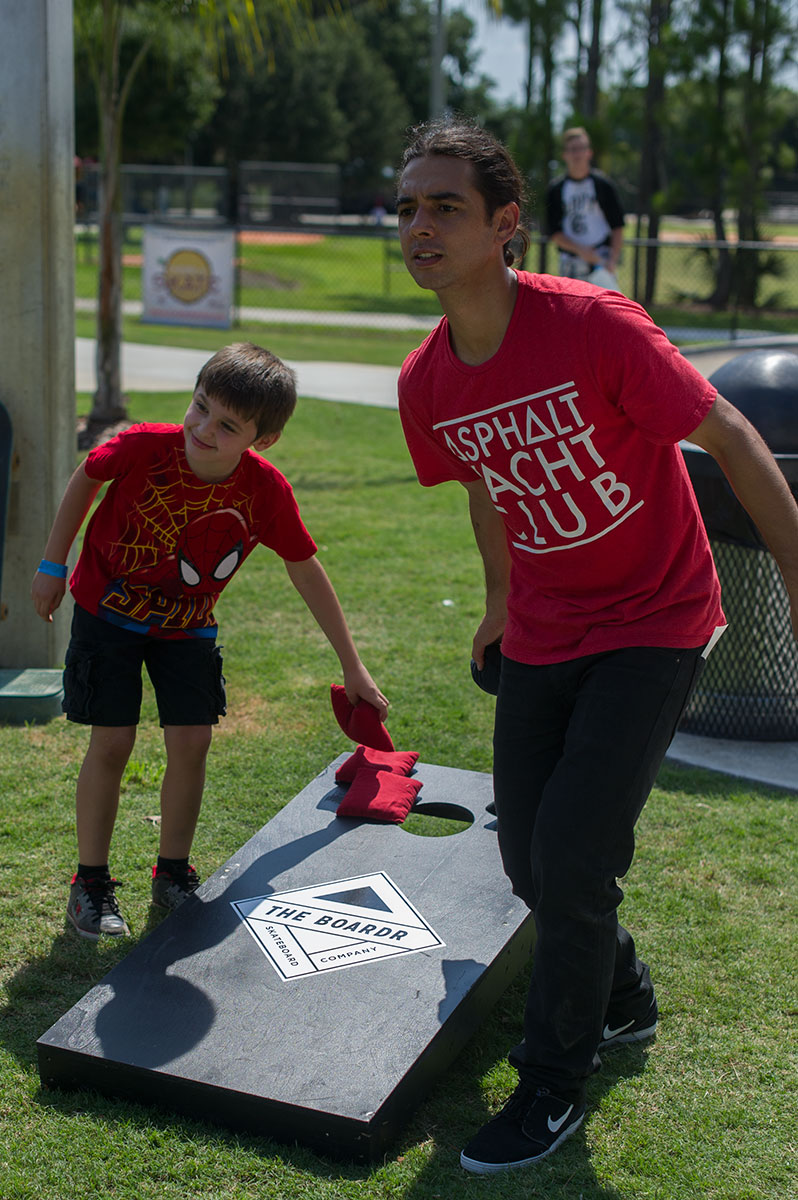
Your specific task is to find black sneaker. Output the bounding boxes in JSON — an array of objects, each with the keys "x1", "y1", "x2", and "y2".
[
  {"x1": 151, "y1": 864, "x2": 200, "y2": 911},
  {"x1": 460, "y1": 1084, "x2": 585, "y2": 1174},
  {"x1": 67, "y1": 874, "x2": 130, "y2": 940},
  {"x1": 600, "y1": 994, "x2": 658, "y2": 1051}
]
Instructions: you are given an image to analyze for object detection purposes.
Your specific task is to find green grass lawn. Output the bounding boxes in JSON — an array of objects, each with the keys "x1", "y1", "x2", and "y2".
[
  {"x1": 75, "y1": 227, "x2": 442, "y2": 317},
  {"x1": 1, "y1": 393, "x2": 796, "y2": 1199},
  {"x1": 74, "y1": 311, "x2": 426, "y2": 368},
  {"x1": 74, "y1": 224, "x2": 798, "y2": 342}
]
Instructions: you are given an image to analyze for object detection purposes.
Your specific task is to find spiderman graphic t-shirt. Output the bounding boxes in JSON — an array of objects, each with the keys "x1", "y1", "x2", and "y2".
[{"x1": 71, "y1": 423, "x2": 317, "y2": 637}]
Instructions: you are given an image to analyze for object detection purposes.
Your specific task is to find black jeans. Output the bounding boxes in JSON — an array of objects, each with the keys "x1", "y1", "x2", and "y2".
[{"x1": 493, "y1": 645, "x2": 706, "y2": 1102}]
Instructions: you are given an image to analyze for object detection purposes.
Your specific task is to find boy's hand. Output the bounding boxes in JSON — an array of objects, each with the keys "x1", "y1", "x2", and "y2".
[
  {"x1": 31, "y1": 571, "x2": 66, "y2": 622},
  {"x1": 343, "y1": 664, "x2": 389, "y2": 722}
]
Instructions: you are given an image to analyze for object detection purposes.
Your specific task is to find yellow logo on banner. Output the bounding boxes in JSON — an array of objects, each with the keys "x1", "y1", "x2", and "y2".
[{"x1": 164, "y1": 248, "x2": 212, "y2": 303}]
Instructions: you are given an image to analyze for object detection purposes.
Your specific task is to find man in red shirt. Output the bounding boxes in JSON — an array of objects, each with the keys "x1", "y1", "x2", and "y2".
[{"x1": 396, "y1": 118, "x2": 798, "y2": 1174}]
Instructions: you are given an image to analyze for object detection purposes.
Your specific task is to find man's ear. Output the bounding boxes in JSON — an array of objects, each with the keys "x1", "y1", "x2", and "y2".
[
  {"x1": 495, "y1": 201, "x2": 520, "y2": 245},
  {"x1": 253, "y1": 430, "x2": 281, "y2": 452}
]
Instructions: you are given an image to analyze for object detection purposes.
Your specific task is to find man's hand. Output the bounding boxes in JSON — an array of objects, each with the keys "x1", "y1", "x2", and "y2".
[{"x1": 471, "y1": 614, "x2": 505, "y2": 670}]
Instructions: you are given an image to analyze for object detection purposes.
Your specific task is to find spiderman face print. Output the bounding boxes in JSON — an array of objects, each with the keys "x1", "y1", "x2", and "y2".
[
  {"x1": 177, "y1": 508, "x2": 248, "y2": 590},
  {"x1": 128, "y1": 505, "x2": 252, "y2": 600},
  {"x1": 98, "y1": 450, "x2": 257, "y2": 628}
]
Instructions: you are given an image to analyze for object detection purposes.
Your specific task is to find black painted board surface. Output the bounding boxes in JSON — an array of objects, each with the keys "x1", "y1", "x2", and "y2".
[{"x1": 37, "y1": 757, "x2": 534, "y2": 1161}]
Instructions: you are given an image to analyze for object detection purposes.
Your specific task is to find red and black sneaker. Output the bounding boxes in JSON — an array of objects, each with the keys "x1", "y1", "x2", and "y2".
[
  {"x1": 67, "y1": 873, "x2": 130, "y2": 940},
  {"x1": 151, "y1": 863, "x2": 200, "y2": 911}
]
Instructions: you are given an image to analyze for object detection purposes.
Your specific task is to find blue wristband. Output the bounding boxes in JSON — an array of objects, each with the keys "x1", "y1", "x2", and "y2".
[{"x1": 38, "y1": 559, "x2": 68, "y2": 578}]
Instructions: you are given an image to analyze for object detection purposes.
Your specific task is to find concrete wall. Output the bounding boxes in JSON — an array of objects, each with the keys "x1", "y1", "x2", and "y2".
[{"x1": 0, "y1": 1, "x2": 75, "y2": 666}]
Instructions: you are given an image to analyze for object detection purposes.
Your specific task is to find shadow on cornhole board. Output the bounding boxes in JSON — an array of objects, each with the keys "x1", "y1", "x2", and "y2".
[{"x1": 37, "y1": 756, "x2": 534, "y2": 1162}]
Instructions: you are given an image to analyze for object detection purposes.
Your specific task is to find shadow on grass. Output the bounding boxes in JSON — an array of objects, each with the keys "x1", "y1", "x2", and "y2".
[
  {"x1": 382, "y1": 971, "x2": 647, "y2": 1200},
  {"x1": 0, "y1": 927, "x2": 143, "y2": 1069},
  {"x1": 33, "y1": 1083, "x2": 380, "y2": 1187},
  {"x1": 16, "y1": 963, "x2": 648, "y2": 1198},
  {"x1": 325, "y1": 294, "x2": 441, "y2": 318},
  {"x1": 289, "y1": 472, "x2": 419, "y2": 493},
  {"x1": 657, "y1": 757, "x2": 798, "y2": 801}
]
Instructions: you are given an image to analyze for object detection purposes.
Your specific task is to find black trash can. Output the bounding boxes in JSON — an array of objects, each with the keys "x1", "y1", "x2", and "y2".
[{"x1": 680, "y1": 349, "x2": 798, "y2": 740}]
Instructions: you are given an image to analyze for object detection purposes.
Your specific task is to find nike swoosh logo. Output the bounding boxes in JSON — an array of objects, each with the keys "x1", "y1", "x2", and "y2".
[
  {"x1": 603, "y1": 1019, "x2": 635, "y2": 1040},
  {"x1": 547, "y1": 1104, "x2": 574, "y2": 1134}
]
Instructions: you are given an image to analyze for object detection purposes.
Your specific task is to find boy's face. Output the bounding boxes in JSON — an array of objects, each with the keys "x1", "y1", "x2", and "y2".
[
  {"x1": 563, "y1": 137, "x2": 593, "y2": 179},
  {"x1": 183, "y1": 388, "x2": 279, "y2": 482},
  {"x1": 396, "y1": 155, "x2": 518, "y2": 296}
]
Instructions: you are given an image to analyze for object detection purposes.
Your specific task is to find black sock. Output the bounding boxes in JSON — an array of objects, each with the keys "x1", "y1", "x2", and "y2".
[
  {"x1": 77, "y1": 863, "x2": 110, "y2": 882},
  {"x1": 157, "y1": 855, "x2": 190, "y2": 876}
]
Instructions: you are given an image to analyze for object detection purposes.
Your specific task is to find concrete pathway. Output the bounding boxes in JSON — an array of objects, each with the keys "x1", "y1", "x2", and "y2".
[
  {"x1": 74, "y1": 327, "x2": 798, "y2": 794},
  {"x1": 667, "y1": 729, "x2": 797, "y2": 793},
  {"x1": 75, "y1": 337, "x2": 401, "y2": 408},
  {"x1": 75, "y1": 296, "x2": 437, "y2": 333}
]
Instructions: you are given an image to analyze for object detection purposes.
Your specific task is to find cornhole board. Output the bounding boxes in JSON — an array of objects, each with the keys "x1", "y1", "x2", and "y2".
[{"x1": 37, "y1": 756, "x2": 534, "y2": 1162}]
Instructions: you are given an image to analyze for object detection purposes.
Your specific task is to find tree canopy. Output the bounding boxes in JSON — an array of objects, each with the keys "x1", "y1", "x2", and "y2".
[{"x1": 74, "y1": 0, "x2": 798, "y2": 359}]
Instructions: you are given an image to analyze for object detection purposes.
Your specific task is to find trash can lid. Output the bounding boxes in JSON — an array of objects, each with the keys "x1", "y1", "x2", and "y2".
[{"x1": 710, "y1": 350, "x2": 798, "y2": 452}]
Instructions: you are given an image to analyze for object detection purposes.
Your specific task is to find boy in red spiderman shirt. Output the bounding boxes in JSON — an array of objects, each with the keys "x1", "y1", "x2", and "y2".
[{"x1": 32, "y1": 342, "x2": 388, "y2": 940}]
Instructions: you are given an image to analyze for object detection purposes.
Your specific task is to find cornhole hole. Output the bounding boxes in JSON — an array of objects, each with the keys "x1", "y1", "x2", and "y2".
[{"x1": 37, "y1": 757, "x2": 534, "y2": 1162}]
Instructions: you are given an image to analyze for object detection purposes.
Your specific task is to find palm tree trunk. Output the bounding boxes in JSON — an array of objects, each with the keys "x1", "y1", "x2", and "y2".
[
  {"x1": 91, "y1": 100, "x2": 126, "y2": 423},
  {"x1": 86, "y1": 0, "x2": 152, "y2": 426}
]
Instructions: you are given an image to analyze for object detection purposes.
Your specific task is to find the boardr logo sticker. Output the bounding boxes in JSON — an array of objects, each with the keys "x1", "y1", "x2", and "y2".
[{"x1": 231, "y1": 872, "x2": 445, "y2": 980}]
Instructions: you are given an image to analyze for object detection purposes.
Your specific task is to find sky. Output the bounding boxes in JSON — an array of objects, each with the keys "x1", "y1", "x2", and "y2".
[
  {"x1": 462, "y1": 1, "x2": 528, "y2": 106},
  {"x1": 468, "y1": 3, "x2": 798, "y2": 118}
]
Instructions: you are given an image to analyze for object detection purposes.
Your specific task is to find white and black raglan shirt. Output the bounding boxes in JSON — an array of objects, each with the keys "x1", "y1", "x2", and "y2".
[{"x1": 546, "y1": 170, "x2": 625, "y2": 278}]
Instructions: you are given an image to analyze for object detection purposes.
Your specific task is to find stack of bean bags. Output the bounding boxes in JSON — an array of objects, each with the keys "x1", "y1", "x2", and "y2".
[{"x1": 330, "y1": 685, "x2": 421, "y2": 823}]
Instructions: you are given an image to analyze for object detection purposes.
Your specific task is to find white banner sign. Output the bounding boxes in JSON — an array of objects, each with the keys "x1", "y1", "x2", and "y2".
[{"x1": 142, "y1": 225, "x2": 234, "y2": 328}]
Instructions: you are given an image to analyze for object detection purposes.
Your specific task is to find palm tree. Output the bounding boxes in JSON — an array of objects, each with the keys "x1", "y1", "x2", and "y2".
[
  {"x1": 429, "y1": 0, "x2": 503, "y2": 116},
  {"x1": 74, "y1": 0, "x2": 334, "y2": 430}
]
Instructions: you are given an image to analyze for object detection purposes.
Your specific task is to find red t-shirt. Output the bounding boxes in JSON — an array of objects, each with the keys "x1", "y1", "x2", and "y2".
[
  {"x1": 71, "y1": 423, "x2": 317, "y2": 637},
  {"x1": 399, "y1": 273, "x2": 724, "y2": 665}
]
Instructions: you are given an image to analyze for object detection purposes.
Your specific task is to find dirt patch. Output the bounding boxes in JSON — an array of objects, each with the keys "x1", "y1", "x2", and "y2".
[
  {"x1": 121, "y1": 230, "x2": 324, "y2": 267},
  {"x1": 238, "y1": 231, "x2": 324, "y2": 245},
  {"x1": 77, "y1": 413, "x2": 133, "y2": 451},
  {"x1": 237, "y1": 268, "x2": 300, "y2": 290},
  {"x1": 661, "y1": 231, "x2": 798, "y2": 245}
]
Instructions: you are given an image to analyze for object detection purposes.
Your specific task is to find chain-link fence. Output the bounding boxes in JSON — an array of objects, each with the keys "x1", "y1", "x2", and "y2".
[
  {"x1": 75, "y1": 163, "x2": 230, "y2": 225},
  {"x1": 75, "y1": 161, "x2": 343, "y2": 227},
  {"x1": 681, "y1": 538, "x2": 798, "y2": 739},
  {"x1": 524, "y1": 232, "x2": 798, "y2": 322},
  {"x1": 74, "y1": 162, "x2": 798, "y2": 332},
  {"x1": 237, "y1": 162, "x2": 341, "y2": 226}
]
